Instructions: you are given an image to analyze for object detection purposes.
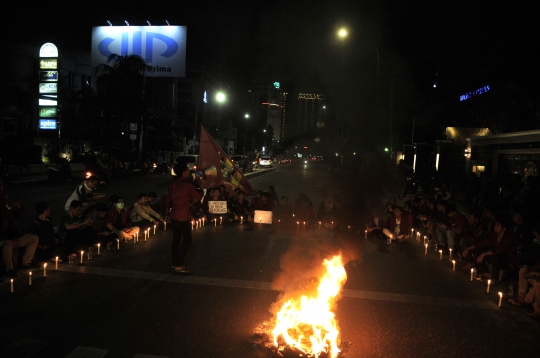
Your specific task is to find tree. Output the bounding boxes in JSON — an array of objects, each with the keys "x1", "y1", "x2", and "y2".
[{"x1": 94, "y1": 54, "x2": 147, "y2": 149}]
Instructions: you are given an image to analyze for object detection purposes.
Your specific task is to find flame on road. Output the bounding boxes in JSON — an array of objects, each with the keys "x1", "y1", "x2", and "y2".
[{"x1": 271, "y1": 254, "x2": 347, "y2": 358}]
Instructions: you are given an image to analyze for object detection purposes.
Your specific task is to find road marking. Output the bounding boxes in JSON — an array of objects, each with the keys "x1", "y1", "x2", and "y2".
[
  {"x1": 58, "y1": 265, "x2": 498, "y2": 310},
  {"x1": 2, "y1": 338, "x2": 47, "y2": 358},
  {"x1": 133, "y1": 355, "x2": 168, "y2": 358},
  {"x1": 65, "y1": 346, "x2": 108, "y2": 358}
]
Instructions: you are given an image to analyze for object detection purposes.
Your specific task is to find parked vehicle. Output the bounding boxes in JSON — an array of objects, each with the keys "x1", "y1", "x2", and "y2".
[{"x1": 231, "y1": 155, "x2": 253, "y2": 172}]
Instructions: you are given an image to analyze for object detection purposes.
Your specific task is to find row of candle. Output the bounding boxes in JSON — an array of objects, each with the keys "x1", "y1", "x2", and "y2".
[{"x1": 9, "y1": 223, "x2": 166, "y2": 293}]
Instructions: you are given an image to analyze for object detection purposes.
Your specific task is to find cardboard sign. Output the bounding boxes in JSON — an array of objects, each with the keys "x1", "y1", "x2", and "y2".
[
  {"x1": 209, "y1": 201, "x2": 227, "y2": 214},
  {"x1": 254, "y1": 210, "x2": 273, "y2": 224}
]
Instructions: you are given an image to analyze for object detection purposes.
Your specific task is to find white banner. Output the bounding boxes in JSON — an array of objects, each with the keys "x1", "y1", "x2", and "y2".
[
  {"x1": 208, "y1": 201, "x2": 228, "y2": 214},
  {"x1": 92, "y1": 26, "x2": 187, "y2": 78}
]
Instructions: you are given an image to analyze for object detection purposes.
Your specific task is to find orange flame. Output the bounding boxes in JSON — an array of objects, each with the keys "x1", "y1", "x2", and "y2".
[{"x1": 272, "y1": 254, "x2": 347, "y2": 358}]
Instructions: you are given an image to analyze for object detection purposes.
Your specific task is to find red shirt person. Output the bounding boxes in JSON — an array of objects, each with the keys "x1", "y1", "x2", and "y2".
[{"x1": 165, "y1": 163, "x2": 204, "y2": 274}]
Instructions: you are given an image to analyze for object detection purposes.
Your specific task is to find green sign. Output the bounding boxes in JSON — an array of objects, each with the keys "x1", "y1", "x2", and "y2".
[
  {"x1": 273, "y1": 82, "x2": 280, "y2": 89},
  {"x1": 39, "y1": 107, "x2": 57, "y2": 118}
]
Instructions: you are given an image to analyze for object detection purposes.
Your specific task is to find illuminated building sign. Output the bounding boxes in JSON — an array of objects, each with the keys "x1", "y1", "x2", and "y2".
[
  {"x1": 39, "y1": 107, "x2": 57, "y2": 117},
  {"x1": 274, "y1": 82, "x2": 280, "y2": 89},
  {"x1": 459, "y1": 85, "x2": 490, "y2": 101},
  {"x1": 39, "y1": 42, "x2": 59, "y2": 57},
  {"x1": 40, "y1": 59, "x2": 58, "y2": 69},
  {"x1": 39, "y1": 83, "x2": 58, "y2": 94},
  {"x1": 39, "y1": 71, "x2": 58, "y2": 82},
  {"x1": 39, "y1": 98, "x2": 57, "y2": 106},
  {"x1": 91, "y1": 26, "x2": 187, "y2": 77},
  {"x1": 39, "y1": 119, "x2": 57, "y2": 130}
]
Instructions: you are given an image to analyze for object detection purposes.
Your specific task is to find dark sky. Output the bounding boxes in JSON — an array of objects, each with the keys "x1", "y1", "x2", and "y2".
[{"x1": 5, "y1": 0, "x2": 539, "y2": 137}]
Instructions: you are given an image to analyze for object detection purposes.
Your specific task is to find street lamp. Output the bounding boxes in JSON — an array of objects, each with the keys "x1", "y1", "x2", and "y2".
[
  {"x1": 337, "y1": 28, "x2": 348, "y2": 39},
  {"x1": 243, "y1": 114, "x2": 250, "y2": 155}
]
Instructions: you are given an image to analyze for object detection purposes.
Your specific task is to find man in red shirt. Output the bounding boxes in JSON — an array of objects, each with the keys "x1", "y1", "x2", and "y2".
[{"x1": 166, "y1": 162, "x2": 204, "y2": 274}]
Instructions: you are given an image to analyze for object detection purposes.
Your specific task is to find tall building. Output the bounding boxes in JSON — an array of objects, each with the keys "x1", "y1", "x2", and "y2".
[{"x1": 298, "y1": 93, "x2": 326, "y2": 135}]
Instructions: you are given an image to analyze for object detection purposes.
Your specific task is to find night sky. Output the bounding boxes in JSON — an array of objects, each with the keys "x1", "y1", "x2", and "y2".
[{"x1": 4, "y1": 1, "x2": 539, "y2": 138}]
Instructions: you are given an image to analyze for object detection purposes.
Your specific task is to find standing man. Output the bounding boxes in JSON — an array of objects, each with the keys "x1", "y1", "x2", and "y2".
[{"x1": 166, "y1": 162, "x2": 204, "y2": 274}]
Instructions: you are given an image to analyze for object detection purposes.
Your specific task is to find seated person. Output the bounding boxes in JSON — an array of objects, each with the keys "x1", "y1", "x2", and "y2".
[
  {"x1": 385, "y1": 197, "x2": 397, "y2": 218},
  {"x1": 445, "y1": 204, "x2": 470, "y2": 254},
  {"x1": 58, "y1": 200, "x2": 93, "y2": 260},
  {"x1": 251, "y1": 192, "x2": 275, "y2": 215},
  {"x1": 456, "y1": 210, "x2": 489, "y2": 258},
  {"x1": 250, "y1": 190, "x2": 263, "y2": 212},
  {"x1": 201, "y1": 188, "x2": 216, "y2": 214},
  {"x1": 508, "y1": 263, "x2": 540, "y2": 308},
  {"x1": 229, "y1": 188, "x2": 241, "y2": 207},
  {"x1": 294, "y1": 193, "x2": 312, "y2": 215},
  {"x1": 89, "y1": 203, "x2": 125, "y2": 243},
  {"x1": 382, "y1": 206, "x2": 411, "y2": 243},
  {"x1": 274, "y1": 196, "x2": 294, "y2": 228},
  {"x1": 1, "y1": 195, "x2": 39, "y2": 277},
  {"x1": 366, "y1": 207, "x2": 386, "y2": 239},
  {"x1": 268, "y1": 186, "x2": 280, "y2": 208},
  {"x1": 131, "y1": 193, "x2": 163, "y2": 230},
  {"x1": 229, "y1": 190, "x2": 251, "y2": 222},
  {"x1": 205, "y1": 188, "x2": 229, "y2": 222},
  {"x1": 106, "y1": 195, "x2": 140, "y2": 241},
  {"x1": 316, "y1": 194, "x2": 341, "y2": 230},
  {"x1": 433, "y1": 182, "x2": 452, "y2": 204},
  {"x1": 295, "y1": 194, "x2": 315, "y2": 228},
  {"x1": 26, "y1": 202, "x2": 64, "y2": 262},
  {"x1": 512, "y1": 210, "x2": 535, "y2": 259},
  {"x1": 147, "y1": 192, "x2": 159, "y2": 212},
  {"x1": 463, "y1": 217, "x2": 517, "y2": 280},
  {"x1": 218, "y1": 184, "x2": 230, "y2": 201},
  {"x1": 64, "y1": 175, "x2": 104, "y2": 217}
]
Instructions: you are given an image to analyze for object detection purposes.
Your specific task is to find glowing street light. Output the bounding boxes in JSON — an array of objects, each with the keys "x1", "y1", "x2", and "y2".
[
  {"x1": 337, "y1": 28, "x2": 348, "y2": 39},
  {"x1": 216, "y1": 92, "x2": 226, "y2": 103}
]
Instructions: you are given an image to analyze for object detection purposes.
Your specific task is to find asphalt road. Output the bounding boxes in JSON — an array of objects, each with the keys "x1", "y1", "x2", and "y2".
[{"x1": 1, "y1": 163, "x2": 539, "y2": 358}]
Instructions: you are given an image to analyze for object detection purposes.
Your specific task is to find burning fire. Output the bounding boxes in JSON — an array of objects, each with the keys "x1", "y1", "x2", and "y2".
[{"x1": 272, "y1": 254, "x2": 347, "y2": 358}]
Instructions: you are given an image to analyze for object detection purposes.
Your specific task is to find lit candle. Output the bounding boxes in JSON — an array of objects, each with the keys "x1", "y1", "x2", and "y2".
[
  {"x1": 417, "y1": 232, "x2": 420, "y2": 241},
  {"x1": 97, "y1": 243, "x2": 101, "y2": 255},
  {"x1": 470, "y1": 268, "x2": 474, "y2": 281},
  {"x1": 164, "y1": 221, "x2": 167, "y2": 230},
  {"x1": 196, "y1": 220, "x2": 199, "y2": 229},
  {"x1": 214, "y1": 218, "x2": 217, "y2": 227},
  {"x1": 136, "y1": 232, "x2": 139, "y2": 241},
  {"x1": 11, "y1": 278, "x2": 13, "y2": 292},
  {"x1": 439, "y1": 250, "x2": 443, "y2": 259},
  {"x1": 202, "y1": 218, "x2": 205, "y2": 226},
  {"x1": 278, "y1": 219, "x2": 280, "y2": 228},
  {"x1": 449, "y1": 248, "x2": 453, "y2": 258},
  {"x1": 144, "y1": 232, "x2": 147, "y2": 242},
  {"x1": 303, "y1": 221, "x2": 306, "y2": 230},
  {"x1": 55, "y1": 256, "x2": 59, "y2": 270},
  {"x1": 259, "y1": 217, "x2": 262, "y2": 224},
  {"x1": 220, "y1": 216, "x2": 223, "y2": 225},
  {"x1": 117, "y1": 239, "x2": 120, "y2": 249},
  {"x1": 425, "y1": 243, "x2": 428, "y2": 255},
  {"x1": 365, "y1": 230, "x2": 367, "y2": 239},
  {"x1": 487, "y1": 279, "x2": 491, "y2": 293},
  {"x1": 43, "y1": 263, "x2": 47, "y2": 276},
  {"x1": 452, "y1": 260, "x2": 456, "y2": 271},
  {"x1": 241, "y1": 216, "x2": 243, "y2": 225},
  {"x1": 29, "y1": 271, "x2": 32, "y2": 285},
  {"x1": 319, "y1": 221, "x2": 321, "y2": 230},
  {"x1": 292, "y1": 213, "x2": 295, "y2": 218},
  {"x1": 498, "y1": 292, "x2": 503, "y2": 307},
  {"x1": 154, "y1": 225, "x2": 156, "y2": 235},
  {"x1": 297, "y1": 221, "x2": 299, "y2": 230},
  {"x1": 80, "y1": 251, "x2": 84, "y2": 263},
  {"x1": 424, "y1": 235, "x2": 427, "y2": 245},
  {"x1": 348, "y1": 225, "x2": 351, "y2": 231},
  {"x1": 331, "y1": 221, "x2": 334, "y2": 230},
  {"x1": 192, "y1": 220, "x2": 194, "y2": 230},
  {"x1": 411, "y1": 228, "x2": 414, "y2": 237}
]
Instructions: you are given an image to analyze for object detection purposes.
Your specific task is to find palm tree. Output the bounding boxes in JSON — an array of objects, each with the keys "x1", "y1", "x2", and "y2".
[{"x1": 94, "y1": 54, "x2": 147, "y2": 151}]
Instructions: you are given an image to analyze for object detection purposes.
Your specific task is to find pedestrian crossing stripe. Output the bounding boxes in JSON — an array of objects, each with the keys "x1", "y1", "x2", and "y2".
[{"x1": 1, "y1": 340, "x2": 168, "y2": 358}]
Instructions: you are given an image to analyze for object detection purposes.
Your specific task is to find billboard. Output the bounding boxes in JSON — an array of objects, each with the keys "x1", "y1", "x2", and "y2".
[
  {"x1": 92, "y1": 26, "x2": 187, "y2": 78},
  {"x1": 39, "y1": 83, "x2": 58, "y2": 94},
  {"x1": 39, "y1": 107, "x2": 57, "y2": 117},
  {"x1": 40, "y1": 71, "x2": 58, "y2": 82}
]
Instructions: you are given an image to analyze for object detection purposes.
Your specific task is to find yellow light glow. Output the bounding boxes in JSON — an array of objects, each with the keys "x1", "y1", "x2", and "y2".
[{"x1": 337, "y1": 28, "x2": 348, "y2": 38}]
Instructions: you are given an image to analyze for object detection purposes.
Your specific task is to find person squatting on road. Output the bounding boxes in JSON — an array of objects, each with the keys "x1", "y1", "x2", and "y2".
[{"x1": 166, "y1": 162, "x2": 204, "y2": 274}]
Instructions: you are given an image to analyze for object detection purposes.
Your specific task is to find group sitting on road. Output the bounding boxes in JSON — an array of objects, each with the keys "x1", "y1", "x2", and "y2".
[{"x1": 367, "y1": 172, "x2": 540, "y2": 319}]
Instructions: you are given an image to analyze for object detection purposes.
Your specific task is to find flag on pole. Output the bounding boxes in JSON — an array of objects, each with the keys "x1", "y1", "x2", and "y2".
[{"x1": 198, "y1": 125, "x2": 255, "y2": 195}]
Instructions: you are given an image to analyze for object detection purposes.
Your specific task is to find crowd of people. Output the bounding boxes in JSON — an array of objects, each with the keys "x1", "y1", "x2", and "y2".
[{"x1": 367, "y1": 169, "x2": 540, "y2": 318}]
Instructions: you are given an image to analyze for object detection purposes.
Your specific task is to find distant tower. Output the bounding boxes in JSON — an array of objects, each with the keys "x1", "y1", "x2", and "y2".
[
  {"x1": 280, "y1": 92, "x2": 288, "y2": 141},
  {"x1": 298, "y1": 93, "x2": 326, "y2": 134}
]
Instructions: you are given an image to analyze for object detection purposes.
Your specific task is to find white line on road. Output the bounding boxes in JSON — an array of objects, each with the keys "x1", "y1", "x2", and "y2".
[
  {"x1": 65, "y1": 346, "x2": 108, "y2": 358},
  {"x1": 57, "y1": 265, "x2": 498, "y2": 310}
]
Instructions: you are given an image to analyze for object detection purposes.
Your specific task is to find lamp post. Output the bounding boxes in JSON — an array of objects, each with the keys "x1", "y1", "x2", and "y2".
[
  {"x1": 216, "y1": 91, "x2": 226, "y2": 151},
  {"x1": 243, "y1": 114, "x2": 249, "y2": 155}
]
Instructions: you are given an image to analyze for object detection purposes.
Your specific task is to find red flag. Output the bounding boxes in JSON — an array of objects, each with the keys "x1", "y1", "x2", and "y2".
[{"x1": 198, "y1": 125, "x2": 255, "y2": 195}]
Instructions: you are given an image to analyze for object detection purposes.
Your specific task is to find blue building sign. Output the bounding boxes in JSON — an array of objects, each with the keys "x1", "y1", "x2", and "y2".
[
  {"x1": 39, "y1": 119, "x2": 57, "y2": 130},
  {"x1": 459, "y1": 85, "x2": 490, "y2": 102}
]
